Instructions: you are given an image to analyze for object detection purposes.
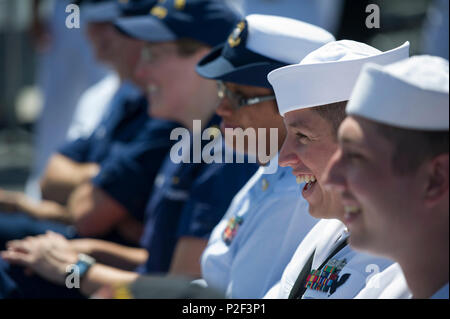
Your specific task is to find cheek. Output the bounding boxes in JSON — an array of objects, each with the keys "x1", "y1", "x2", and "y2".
[
  {"x1": 162, "y1": 61, "x2": 195, "y2": 91},
  {"x1": 124, "y1": 43, "x2": 142, "y2": 64},
  {"x1": 298, "y1": 146, "x2": 330, "y2": 178},
  {"x1": 134, "y1": 64, "x2": 153, "y2": 83},
  {"x1": 235, "y1": 110, "x2": 255, "y2": 129},
  {"x1": 347, "y1": 167, "x2": 398, "y2": 217},
  {"x1": 347, "y1": 168, "x2": 380, "y2": 199}
]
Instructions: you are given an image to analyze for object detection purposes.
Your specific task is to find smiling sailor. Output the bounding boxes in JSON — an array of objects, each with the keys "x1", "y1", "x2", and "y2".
[
  {"x1": 195, "y1": 14, "x2": 334, "y2": 298},
  {"x1": 263, "y1": 39, "x2": 410, "y2": 299},
  {"x1": 325, "y1": 55, "x2": 449, "y2": 299}
]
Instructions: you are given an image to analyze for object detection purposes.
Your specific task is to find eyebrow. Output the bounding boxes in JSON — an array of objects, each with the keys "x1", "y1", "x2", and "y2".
[
  {"x1": 339, "y1": 135, "x2": 369, "y2": 152},
  {"x1": 339, "y1": 136, "x2": 356, "y2": 144},
  {"x1": 287, "y1": 119, "x2": 315, "y2": 134}
]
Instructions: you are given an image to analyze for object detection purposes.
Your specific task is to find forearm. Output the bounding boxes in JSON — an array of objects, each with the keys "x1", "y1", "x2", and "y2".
[
  {"x1": 80, "y1": 263, "x2": 140, "y2": 297},
  {"x1": 17, "y1": 198, "x2": 73, "y2": 224},
  {"x1": 40, "y1": 154, "x2": 100, "y2": 204},
  {"x1": 68, "y1": 183, "x2": 131, "y2": 237},
  {"x1": 72, "y1": 239, "x2": 148, "y2": 271},
  {"x1": 169, "y1": 237, "x2": 208, "y2": 278}
]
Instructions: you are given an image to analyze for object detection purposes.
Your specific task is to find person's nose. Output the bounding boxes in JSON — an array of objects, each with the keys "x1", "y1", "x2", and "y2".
[
  {"x1": 278, "y1": 135, "x2": 301, "y2": 168},
  {"x1": 215, "y1": 96, "x2": 234, "y2": 118}
]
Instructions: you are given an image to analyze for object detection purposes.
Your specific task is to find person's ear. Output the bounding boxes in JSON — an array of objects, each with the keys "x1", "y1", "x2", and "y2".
[{"x1": 424, "y1": 153, "x2": 449, "y2": 207}]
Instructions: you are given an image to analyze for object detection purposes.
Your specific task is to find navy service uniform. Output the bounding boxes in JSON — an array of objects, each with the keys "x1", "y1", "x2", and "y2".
[
  {"x1": 58, "y1": 83, "x2": 147, "y2": 165},
  {"x1": 200, "y1": 161, "x2": 318, "y2": 298},
  {"x1": 89, "y1": 117, "x2": 183, "y2": 224},
  {"x1": 355, "y1": 263, "x2": 412, "y2": 299},
  {"x1": 264, "y1": 219, "x2": 393, "y2": 299},
  {"x1": 0, "y1": 86, "x2": 150, "y2": 246},
  {"x1": 0, "y1": 94, "x2": 180, "y2": 246},
  {"x1": 194, "y1": 14, "x2": 334, "y2": 298},
  {"x1": 136, "y1": 117, "x2": 258, "y2": 274}
]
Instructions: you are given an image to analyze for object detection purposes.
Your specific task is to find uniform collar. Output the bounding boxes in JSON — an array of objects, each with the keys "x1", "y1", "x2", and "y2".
[{"x1": 430, "y1": 282, "x2": 449, "y2": 299}]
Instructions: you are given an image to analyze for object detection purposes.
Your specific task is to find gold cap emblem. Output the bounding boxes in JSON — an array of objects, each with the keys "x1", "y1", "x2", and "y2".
[
  {"x1": 228, "y1": 21, "x2": 246, "y2": 48},
  {"x1": 174, "y1": 0, "x2": 186, "y2": 10},
  {"x1": 150, "y1": 5, "x2": 168, "y2": 18}
]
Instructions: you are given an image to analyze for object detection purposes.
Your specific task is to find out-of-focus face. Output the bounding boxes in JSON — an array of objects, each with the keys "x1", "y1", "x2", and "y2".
[
  {"x1": 86, "y1": 22, "x2": 117, "y2": 64},
  {"x1": 115, "y1": 36, "x2": 144, "y2": 80},
  {"x1": 279, "y1": 108, "x2": 344, "y2": 219},
  {"x1": 134, "y1": 41, "x2": 217, "y2": 120},
  {"x1": 87, "y1": 22, "x2": 143, "y2": 76},
  {"x1": 215, "y1": 82, "x2": 286, "y2": 158},
  {"x1": 324, "y1": 116, "x2": 424, "y2": 257}
]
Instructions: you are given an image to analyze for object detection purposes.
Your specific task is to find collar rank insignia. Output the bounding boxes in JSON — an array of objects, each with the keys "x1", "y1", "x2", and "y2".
[
  {"x1": 228, "y1": 21, "x2": 246, "y2": 48},
  {"x1": 261, "y1": 178, "x2": 269, "y2": 191},
  {"x1": 222, "y1": 215, "x2": 243, "y2": 245},
  {"x1": 304, "y1": 258, "x2": 350, "y2": 295}
]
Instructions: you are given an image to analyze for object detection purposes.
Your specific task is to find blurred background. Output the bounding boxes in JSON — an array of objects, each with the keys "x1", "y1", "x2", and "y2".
[{"x1": 0, "y1": 0, "x2": 448, "y2": 193}]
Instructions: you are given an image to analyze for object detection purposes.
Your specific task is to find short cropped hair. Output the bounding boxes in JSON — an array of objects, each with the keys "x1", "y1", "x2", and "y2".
[
  {"x1": 175, "y1": 38, "x2": 210, "y2": 57},
  {"x1": 312, "y1": 101, "x2": 348, "y2": 138},
  {"x1": 374, "y1": 123, "x2": 449, "y2": 175}
]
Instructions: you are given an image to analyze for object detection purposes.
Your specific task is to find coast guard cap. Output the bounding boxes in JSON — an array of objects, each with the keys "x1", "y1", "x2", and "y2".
[
  {"x1": 82, "y1": 0, "x2": 157, "y2": 23},
  {"x1": 268, "y1": 40, "x2": 410, "y2": 116},
  {"x1": 115, "y1": 0, "x2": 242, "y2": 47},
  {"x1": 347, "y1": 55, "x2": 449, "y2": 131},
  {"x1": 196, "y1": 14, "x2": 335, "y2": 88}
]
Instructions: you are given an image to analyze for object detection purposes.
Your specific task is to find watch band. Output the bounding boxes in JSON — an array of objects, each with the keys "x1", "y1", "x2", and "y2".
[{"x1": 73, "y1": 253, "x2": 96, "y2": 280}]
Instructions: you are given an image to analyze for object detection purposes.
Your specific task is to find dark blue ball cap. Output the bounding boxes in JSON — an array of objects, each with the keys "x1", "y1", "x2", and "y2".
[
  {"x1": 82, "y1": 0, "x2": 157, "y2": 23},
  {"x1": 115, "y1": 0, "x2": 243, "y2": 48},
  {"x1": 120, "y1": 0, "x2": 158, "y2": 17},
  {"x1": 82, "y1": 0, "x2": 120, "y2": 22},
  {"x1": 196, "y1": 18, "x2": 285, "y2": 88},
  {"x1": 196, "y1": 15, "x2": 335, "y2": 88}
]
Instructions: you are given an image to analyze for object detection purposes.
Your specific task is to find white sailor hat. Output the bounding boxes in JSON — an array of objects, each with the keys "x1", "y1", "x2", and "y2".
[
  {"x1": 268, "y1": 40, "x2": 410, "y2": 116},
  {"x1": 347, "y1": 55, "x2": 449, "y2": 131},
  {"x1": 196, "y1": 14, "x2": 335, "y2": 88}
]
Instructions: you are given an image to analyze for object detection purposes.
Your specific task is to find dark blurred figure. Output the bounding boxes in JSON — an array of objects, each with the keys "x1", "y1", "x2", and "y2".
[{"x1": 25, "y1": 0, "x2": 108, "y2": 200}]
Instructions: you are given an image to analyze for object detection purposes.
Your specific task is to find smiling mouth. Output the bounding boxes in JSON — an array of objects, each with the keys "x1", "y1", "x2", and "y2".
[
  {"x1": 344, "y1": 205, "x2": 362, "y2": 223},
  {"x1": 296, "y1": 175, "x2": 317, "y2": 193}
]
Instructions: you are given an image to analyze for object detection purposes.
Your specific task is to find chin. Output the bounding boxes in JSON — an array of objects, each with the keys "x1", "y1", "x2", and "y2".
[
  {"x1": 307, "y1": 202, "x2": 335, "y2": 219},
  {"x1": 307, "y1": 205, "x2": 326, "y2": 219},
  {"x1": 347, "y1": 231, "x2": 379, "y2": 256}
]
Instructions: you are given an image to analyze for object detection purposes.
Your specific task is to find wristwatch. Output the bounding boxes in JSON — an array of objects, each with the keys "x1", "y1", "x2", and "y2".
[{"x1": 73, "y1": 253, "x2": 96, "y2": 280}]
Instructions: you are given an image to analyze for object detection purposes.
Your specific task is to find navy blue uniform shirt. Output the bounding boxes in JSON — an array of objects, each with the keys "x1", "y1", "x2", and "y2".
[
  {"x1": 92, "y1": 118, "x2": 182, "y2": 222},
  {"x1": 0, "y1": 86, "x2": 179, "y2": 248},
  {"x1": 57, "y1": 84, "x2": 183, "y2": 222},
  {"x1": 137, "y1": 116, "x2": 259, "y2": 274},
  {"x1": 58, "y1": 83, "x2": 147, "y2": 164}
]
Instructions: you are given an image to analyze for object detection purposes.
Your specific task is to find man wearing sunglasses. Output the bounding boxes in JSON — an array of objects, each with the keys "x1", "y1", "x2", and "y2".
[{"x1": 195, "y1": 14, "x2": 334, "y2": 298}]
